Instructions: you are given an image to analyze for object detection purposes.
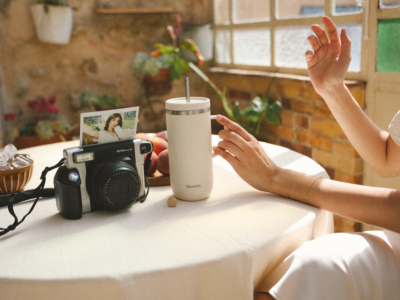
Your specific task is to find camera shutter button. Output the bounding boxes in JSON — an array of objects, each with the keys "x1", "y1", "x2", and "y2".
[{"x1": 68, "y1": 172, "x2": 80, "y2": 182}]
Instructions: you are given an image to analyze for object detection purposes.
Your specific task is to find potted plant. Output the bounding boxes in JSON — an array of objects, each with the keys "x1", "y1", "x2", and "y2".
[
  {"x1": 189, "y1": 63, "x2": 282, "y2": 135},
  {"x1": 30, "y1": 0, "x2": 73, "y2": 45},
  {"x1": 131, "y1": 52, "x2": 173, "y2": 82},
  {"x1": 131, "y1": 15, "x2": 197, "y2": 82},
  {"x1": 132, "y1": 14, "x2": 282, "y2": 135},
  {"x1": 131, "y1": 40, "x2": 202, "y2": 82},
  {"x1": 4, "y1": 95, "x2": 75, "y2": 149}
]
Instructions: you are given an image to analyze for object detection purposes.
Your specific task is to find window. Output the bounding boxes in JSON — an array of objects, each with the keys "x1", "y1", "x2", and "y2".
[{"x1": 213, "y1": 0, "x2": 363, "y2": 73}]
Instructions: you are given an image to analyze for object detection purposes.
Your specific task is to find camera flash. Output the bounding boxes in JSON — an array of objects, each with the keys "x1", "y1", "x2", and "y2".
[{"x1": 74, "y1": 152, "x2": 94, "y2": 163}]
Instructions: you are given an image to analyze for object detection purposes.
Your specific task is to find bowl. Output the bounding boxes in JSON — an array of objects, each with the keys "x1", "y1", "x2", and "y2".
[{"x1": 0, "y1": 161, "x2": 34, "y2": 195}]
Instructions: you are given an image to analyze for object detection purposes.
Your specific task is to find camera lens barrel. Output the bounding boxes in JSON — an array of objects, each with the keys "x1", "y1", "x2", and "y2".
[{"x1": 93, "y1": 161, "x2": 141, "y2": 210}]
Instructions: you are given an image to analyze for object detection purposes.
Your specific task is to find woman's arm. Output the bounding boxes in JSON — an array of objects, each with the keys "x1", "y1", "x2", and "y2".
[
  {"x1": 82, "y1": 124, "x2": 99, "y2": 139},
  {"x1": 306, "y1": 16, "x2": 400, "y2": 177},
  {"x1": 319, "y1": 85, "x2": 400, "y2": 178},
  {"x1": 213, "y1": 115, "x2": 400, "y2": 234}
]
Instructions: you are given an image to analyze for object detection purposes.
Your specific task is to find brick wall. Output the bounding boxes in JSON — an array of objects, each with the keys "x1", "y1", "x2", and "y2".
[{"x1": 205, "y1": 68, "x2": 366, "y2": 232}]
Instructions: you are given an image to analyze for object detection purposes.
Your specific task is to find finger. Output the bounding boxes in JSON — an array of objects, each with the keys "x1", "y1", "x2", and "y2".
[
  {"x1": 311, "y1": 24, "x2": 329, "y2": 46},
  {"x1": 216, "y1": 115, "x2": 252, "y2": 142},
  {"x1": 339, "y1": 28, "x2": 351, "y2": 62},
  {"x1": 217, "y1": 140, "x2": 243, "y2": 160},
  {"x1": 322, "y1": 16, "x2": 340, "y2": 43},
  {"x1": 307, "y1": 35, "x2": 320, "y2": 52},
  {"x1": 213, "y1": 146, "x2": 240, "y2": 167},
  {"x1": 305, "y1": 50, "x2": 314, "y2": 64},
  {"x1": 219, "y1": 129, "x2": 249, "y2": 152}
]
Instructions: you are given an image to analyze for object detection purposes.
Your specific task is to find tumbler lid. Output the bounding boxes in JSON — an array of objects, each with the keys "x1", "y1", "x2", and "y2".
[{"x1": 165, "y1": 97, "x2": 210, "y2": 111}]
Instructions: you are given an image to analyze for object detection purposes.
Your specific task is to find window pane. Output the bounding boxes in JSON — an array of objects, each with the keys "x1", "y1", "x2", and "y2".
[
  {"x1": 334, "y1": 0, "x2": 363, "y2": 15},
  {"x1": 380, "y1": 0, "x2": 400, "y2": 8},
  {"x1": 277, "y1": 0, "x2": 324, "y2": 19},
  {"x1": 275, "y1": 24, "x2": 361, "y2": 72},
  {"x1": 216, "y1": 30, "x2": 232, "y2": 64},
  {"x1": 376, "y1": 19, "x2": 400, "y2": 73},
  {"x1": 275, "y1": 25, "x2": 313, "y2": 69},
  {"x1": 214, "y1": 0, "x2": 230, "y2": 25},
  {"x1": 233, "y1": 0, "x2": 270, "y2": 23},
  {"x1": 336, "y1": 24, "x2": 362, "y2": 72},
  {"x1": 233, "y1": 28, "x2": 271, "y2": 66}
]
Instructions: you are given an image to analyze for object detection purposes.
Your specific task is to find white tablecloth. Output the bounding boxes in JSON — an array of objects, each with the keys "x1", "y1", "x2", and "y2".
[{"x1": 0, "y1": 136, "x2": 333, "y2": 300}]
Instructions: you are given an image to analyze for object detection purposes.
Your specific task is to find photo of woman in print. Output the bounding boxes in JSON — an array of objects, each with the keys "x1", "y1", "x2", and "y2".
[
  {"x1": 80, "y1": 107, "x2": 139, "y2": 146},
  {"x1": 82, "y1": 113, "x2": 123, "y2": 145}
]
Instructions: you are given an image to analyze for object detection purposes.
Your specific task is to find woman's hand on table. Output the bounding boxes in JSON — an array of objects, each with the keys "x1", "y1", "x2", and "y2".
[
  {"x1": 212, "y1": 116, "x2": 400, "y2": 234},
  {"x1": 212, "y1": 115, "x2": 280, "y2": 193}
]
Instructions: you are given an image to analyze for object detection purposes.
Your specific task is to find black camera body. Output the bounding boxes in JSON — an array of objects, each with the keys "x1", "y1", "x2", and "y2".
[{"x1": 54, "y1": 139, "x2": 152, "y2": 219}]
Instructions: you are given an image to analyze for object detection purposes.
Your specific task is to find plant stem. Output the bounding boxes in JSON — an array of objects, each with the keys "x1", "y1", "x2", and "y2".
[
  {"x1": 188, "y1": 62, "x2": 233, "y2": 118},
  {"x1": 255, "y1": 112, "x2": 265, "y2": 136}
]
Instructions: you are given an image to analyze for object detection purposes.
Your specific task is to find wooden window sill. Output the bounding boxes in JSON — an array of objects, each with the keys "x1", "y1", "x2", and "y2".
[{"x1": 207, "y1": 67, "x2": 365, "y2": 87}]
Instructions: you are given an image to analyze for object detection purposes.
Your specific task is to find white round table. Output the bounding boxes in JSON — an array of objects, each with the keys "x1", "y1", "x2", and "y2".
[{"x1": 0, "y1": 136, "x2": 333, "y2": 300}]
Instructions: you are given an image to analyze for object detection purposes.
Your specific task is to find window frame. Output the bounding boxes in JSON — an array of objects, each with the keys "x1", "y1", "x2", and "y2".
[{"x1": 213, "y1": 0, "x2": 368, "y2": 80}]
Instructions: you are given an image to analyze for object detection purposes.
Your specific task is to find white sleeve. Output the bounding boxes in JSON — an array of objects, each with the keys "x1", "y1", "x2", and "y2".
[{"x1": 389, "y1": 110, "x2": 400, "y2": 147}]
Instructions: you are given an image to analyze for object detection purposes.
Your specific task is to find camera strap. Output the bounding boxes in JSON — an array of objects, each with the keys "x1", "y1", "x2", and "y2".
[{"x1": 0, "y1": 158, "x2": 65, "y2": 237}]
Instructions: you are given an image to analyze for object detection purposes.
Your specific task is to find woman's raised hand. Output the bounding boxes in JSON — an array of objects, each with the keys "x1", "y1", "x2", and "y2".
[
  {"x1": 305, "y1": 16, "x2": 352, "y2": 96},
  {"x1": 212, "y1": 115, "x2": 279, "y2": 192}
]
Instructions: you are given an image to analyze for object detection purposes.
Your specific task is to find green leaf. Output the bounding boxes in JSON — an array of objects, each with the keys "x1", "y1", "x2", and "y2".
[
  {"x1": 154, "y1": 44, "x2": 176, "y2": 55},
  {"x1": 251, "y1": 97, "x2": 267, "y2": 113},
  {"x1": 233, "y1": 103, "x2": 242, "y2": 124},
  {"x1": 170, "y1": 59, "x2": 185, "y2": 80},
  {"x1": 265, "y1": 100, "x2": 282, "y2": 125},
  {"x1": 179, "y1": 40, "x2": 197, "y2": 52},
  {"x1": 187, "y1": 61, "x2": 234, "y2": 119},
  {"x1": 243, "y1": 110, "x2": 261, "y2": 123}
]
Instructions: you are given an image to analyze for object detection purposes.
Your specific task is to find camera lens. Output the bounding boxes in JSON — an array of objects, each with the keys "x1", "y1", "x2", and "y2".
[{"x1": 94, "y1": 161, "x2": 141, "y2": 210}]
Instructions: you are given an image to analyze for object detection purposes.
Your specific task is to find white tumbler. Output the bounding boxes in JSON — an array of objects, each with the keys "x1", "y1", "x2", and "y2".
[{"x1": 166, "y1": 97, "x2": 213, "y2": 201}]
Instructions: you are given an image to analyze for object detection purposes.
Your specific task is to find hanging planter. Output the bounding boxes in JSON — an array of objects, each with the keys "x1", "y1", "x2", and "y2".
[
  {"x1": 143, "y1": 68, "x2": 172, "y2": 96},
  {"x1": 30, "y1": 3, "x2": 73, "y2": 45}
]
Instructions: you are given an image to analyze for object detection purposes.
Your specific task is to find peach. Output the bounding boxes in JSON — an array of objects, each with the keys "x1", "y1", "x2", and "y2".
[
  {"x1": 157, "y1": 149, "x2": 170, "y2": 175},
  {"x1": 144, "y1": 151, "x2": 158, "y2": 176},
  {"x1": 136, "y1": 132, "x2": 150, "y2": 140},
  {"x1": 150, "y1": 136, "x2": 168, "y2": 155},
  {"x1": 155, "y1": 130, "x2": 168, "y2": 142}
]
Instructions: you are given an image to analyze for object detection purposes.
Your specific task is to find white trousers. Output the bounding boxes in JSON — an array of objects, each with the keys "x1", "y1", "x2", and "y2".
[{"x1": 266, "y1": 230, "x2": 400, "y2": 300}]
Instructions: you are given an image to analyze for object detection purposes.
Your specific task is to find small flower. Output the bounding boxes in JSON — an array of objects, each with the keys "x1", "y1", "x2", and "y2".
[
  {"x1": 9, "y1": 113, "x2": 16, "y2": 121},
  {"x1": 45, "y1": 105, "x2": 53, "y2": 113},
  {"x1": 48, "y1": 95, "x2": 56, "y2": 104},
  {"x1": 43, "y1": 101, "x2": 52, "y2": 112},
  {"x1": 28, "y1": 100, "x2": 36, "y2": 109},
  {"x1": 53, "y1": 106, "x2": 60, "y2": 114},
  {"x1": 4, "y1": 113, "x2": 16, "y2": 121},
  {"x1": 36, "y1": 105, "x2": 43, "y2": 113}
]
